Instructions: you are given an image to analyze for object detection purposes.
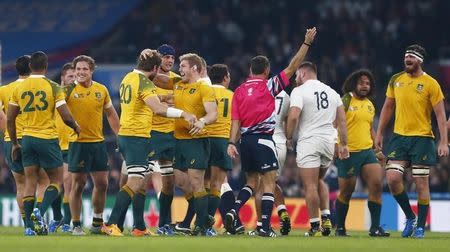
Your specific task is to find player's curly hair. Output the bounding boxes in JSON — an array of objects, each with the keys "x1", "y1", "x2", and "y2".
[
  {"x1": 342, "y1": 69, "x2": 375, "y2": 97},
  {"x1": 137, "y1": 49, "x2": 161, "y2": 72}
]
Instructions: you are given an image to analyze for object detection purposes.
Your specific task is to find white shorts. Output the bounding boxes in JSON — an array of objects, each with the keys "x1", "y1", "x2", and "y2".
[
  {"x1": 296, "y1": 137, "x2": 335, "y2": 169},
  {"x1": 275, "y1": 141, "x2": 287, "y2": 172}
]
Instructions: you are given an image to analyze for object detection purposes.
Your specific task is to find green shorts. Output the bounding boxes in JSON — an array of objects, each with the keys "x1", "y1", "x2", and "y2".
[
  {"x1": 68, "y1": 141, "x2": 109, "y2": 173},
  {"x1": 118, "y1": 135, "x2": 151, "y2": 166},
  {"x1": 148, "y1": 131, "x2": 175, "y2": 162},
  {"x1": 3, "y1": 140, "x2": 24, "y2": 173},
  {"x1": 208, "y1": 137, "x2": 232, "y2": 171},
  {"x1": 386, "y1": 133, "x2": 437, "y2": 166},
  {"x1": 335, "y1": 148, "x2": 379, "y2": 178},
  {"x1": 22, "y1": 136, "x2": 63, "y2": 169},
  {"x1": 174, "y1": 138, "x2": 210, "y2": 171},
  {"x1": 61, "y1": 150, "x2": 69, "y2": 164}
]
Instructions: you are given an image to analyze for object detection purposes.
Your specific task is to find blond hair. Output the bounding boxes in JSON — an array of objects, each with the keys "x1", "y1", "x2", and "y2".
[{"x1": 179, "y1": 53, "x2": 203, "y2": 73}]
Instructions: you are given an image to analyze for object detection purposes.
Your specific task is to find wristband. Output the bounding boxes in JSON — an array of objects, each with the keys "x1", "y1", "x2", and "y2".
[
  {"x1": 228, "y1": 142, "x2": 236, "y2": 146},
  {"x1": 166, "y1": 107, "x2": 184, "y2": 118},
  {"x1": 199, "y1": 118, "x2": 207, "y2": 125},
  {"x1": 303, "y1": 42, "x2": 311, "y2": 47}
]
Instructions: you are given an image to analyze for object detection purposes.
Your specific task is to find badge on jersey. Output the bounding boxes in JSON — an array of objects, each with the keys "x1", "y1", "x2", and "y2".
[{"x1": 416, "y1": 84, "x2": 424, "y2": 92}]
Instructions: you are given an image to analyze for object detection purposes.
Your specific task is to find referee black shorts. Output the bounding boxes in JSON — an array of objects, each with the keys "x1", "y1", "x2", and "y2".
[{"x1": 240, "y1": 133, "x2": 278, "y2": 173}]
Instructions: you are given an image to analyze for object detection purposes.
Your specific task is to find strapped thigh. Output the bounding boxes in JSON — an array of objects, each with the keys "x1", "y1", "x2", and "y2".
[
  {"x1": 127, "y1": 165, "x2": 150, "y2": 178},
  {"x1": 411, "y1": 165, "x2": 431, "y2": 177},
  {"x1": 385, "y1": 163, "x2": 405, "y2": 174}
]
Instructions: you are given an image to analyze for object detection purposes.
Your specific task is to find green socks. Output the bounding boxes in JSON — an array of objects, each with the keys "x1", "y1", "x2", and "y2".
[
  {"x1": 107, "y1": 186, "x2": 134, "y2": 225},
  {"x1": 132, "y1": 190, "x2": 146, "y2": 231},
  {"x1": 63, "y1": 196, "x2": 71, "y2": 225},
  {"x1": 23, "y1": 196, "x2": 35, "y2": 229},
  {"x1": 368, "y1": 201, "x2": 381, "y2": 229},
  {"x1": 39, "y1": 184, "x2": 60, "y2": 216},
  {"x1": 335, "y1": 197, "x2": 349, "y2": 229},
  {"x1": 393, "y1": 190, "x2": 415, "y2": 219},
  {"x1": 417, "y1": 199, "x2": 429, "y2": 228},
  {"x1": 207, "y1": 189, "x2": 221, "y2": 217},
  {"x1": 51, "y1": 193, "x2": 63, "y2": 221},
  {"x1": 158, "y1": 191, "x2": 173, "y2": 227}
]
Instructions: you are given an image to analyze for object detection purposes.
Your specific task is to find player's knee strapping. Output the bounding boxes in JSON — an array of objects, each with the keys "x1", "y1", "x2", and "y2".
[
  {"x1": 121, "y1": 161, "x2": 128, "y2": 175},
  {"x1": 411, "y1": 165, "x2": 431, "y2": 177},
  {"x1": 147, "y1": 160, "x2": 159, "y2": 175},
  {"x1": 160, "y1": 163, "x2": 174, "y2": 176},
  {"x1": 127, "y1": 165, "x2": 150, "y2": 178},
  {"x1": 385, "y1": 163, "x2": 405, "y2": 174}
]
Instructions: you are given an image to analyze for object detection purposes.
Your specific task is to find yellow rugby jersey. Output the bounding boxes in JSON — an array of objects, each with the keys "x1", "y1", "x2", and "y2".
[
  {"x1": 55, "y1": 112, "x2": 72, "y2": 150},
  {"x1": 66, "y1": 81, "x2": 112, "y2": 142},
  {"x1": 0, "y1": 79, "x2": 26, "y2": 140},
  {"x1": 206, "y1": 85, "x2": 233, "y2": 138},
  {"x1": 10, "y1": 75, "x2": 65, "y2": 139},
  {"x1": 152, "y1": 71, "x2": 179, "y2": 133},
  {"x1": 174, "y1": 80, "x2": 216, "y2": 139},
  {"x1": 386, "y1": 71, "x2": 444, "y2": 137},
  {"x1": 341, "y1": 93, "x2": 375, "y2": 152},
  {"x1": 118, "y1": 69, "x2": 157, "y2": 138}
]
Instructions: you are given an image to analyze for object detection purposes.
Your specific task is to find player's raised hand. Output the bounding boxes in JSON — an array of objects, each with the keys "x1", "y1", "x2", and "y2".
[
  {"x1": 304, "y1": 27, "x2": 317, "y2": 45},
  {"x1": 140, "y1": 48, "x2": 153, "y2": 60},
  {"x1": 438, "y1": 141, "x2": 449, "y2": 157},
  {"x1": 227, "y1": 143, "x2": 239, "y2": 159}
]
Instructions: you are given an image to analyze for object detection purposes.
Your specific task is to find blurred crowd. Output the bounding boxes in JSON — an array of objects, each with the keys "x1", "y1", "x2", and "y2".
[{"x1": 1, "y1": 0, "x2": 450, "y2": 196}]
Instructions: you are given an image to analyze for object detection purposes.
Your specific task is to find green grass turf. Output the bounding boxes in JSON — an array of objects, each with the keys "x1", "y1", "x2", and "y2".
[{"x1": 0, "y1": 227, "x2": 449, "y2": 252}]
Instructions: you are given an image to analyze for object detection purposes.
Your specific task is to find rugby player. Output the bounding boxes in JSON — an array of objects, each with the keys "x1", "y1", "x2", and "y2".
[{"x1": 375, "y1": 45, "x2": 448, "y2": 238}]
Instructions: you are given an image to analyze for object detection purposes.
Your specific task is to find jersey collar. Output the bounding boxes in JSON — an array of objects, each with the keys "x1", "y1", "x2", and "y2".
[
  {"x1": 133, "y1": 69, "x2": 146, "y2": 75},
  {"x1": 29, "y1": 74, "x2": 45, "y2": 78},
  {"x1": 212, "y1": 84, "x2": 225, "y2": 88}
]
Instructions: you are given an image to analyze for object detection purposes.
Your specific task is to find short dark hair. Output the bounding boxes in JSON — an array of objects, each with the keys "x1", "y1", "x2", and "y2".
[
  {"x1": 137, "y1": 50, "x2": 161, "y2": 71},
  {"x1": 60, "y1": 62, "x2": 74, "y2": 77},
  {"x1": 30, "y1": 51, "x2": 48, "y2": 71},
  {"x1": 342, "y1": 69, "x2": 375, "y2": 97},
  {"x1": 250, "y1": 55, "x2": 270, "y2": 75},
  {"x1": 73, "y1": 55, "x2": 95, "y2": 70},
  {"x1": 209, "y1": 64, "x2": 229, "y2": 84},
  {"x1": 298, "y1": 61, "x2": 317, "y2": 74},
  {"x1": 16, "y1": 55, "x2": 31, "y2": 76},
  {"x1": 406, "y1": 44, "x2": 427, "y2": 59}
]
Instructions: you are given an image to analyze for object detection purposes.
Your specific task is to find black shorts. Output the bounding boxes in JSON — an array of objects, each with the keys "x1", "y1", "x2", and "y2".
[{"x1": 240, "y1": 134, "x2": 278, "y2": 173}]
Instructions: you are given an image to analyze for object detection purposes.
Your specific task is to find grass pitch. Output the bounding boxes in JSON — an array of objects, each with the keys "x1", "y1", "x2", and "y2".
[{"x1": 1, "y1": 227, "x2": 449, "y2": 252}]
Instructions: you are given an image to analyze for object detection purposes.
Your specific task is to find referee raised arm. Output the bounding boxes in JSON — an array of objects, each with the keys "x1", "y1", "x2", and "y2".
[{"x1": 224, "y1": 27, "x2": 317, "y2": 237}]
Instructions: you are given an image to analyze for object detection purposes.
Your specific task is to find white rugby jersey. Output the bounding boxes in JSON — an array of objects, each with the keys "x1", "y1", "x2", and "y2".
[
  {"x1": 290, "y1": 79, "x2": 342, "y2": 142},
  {"x1": 273, "y1": 90, "x2": 290, "y2": 143}
]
